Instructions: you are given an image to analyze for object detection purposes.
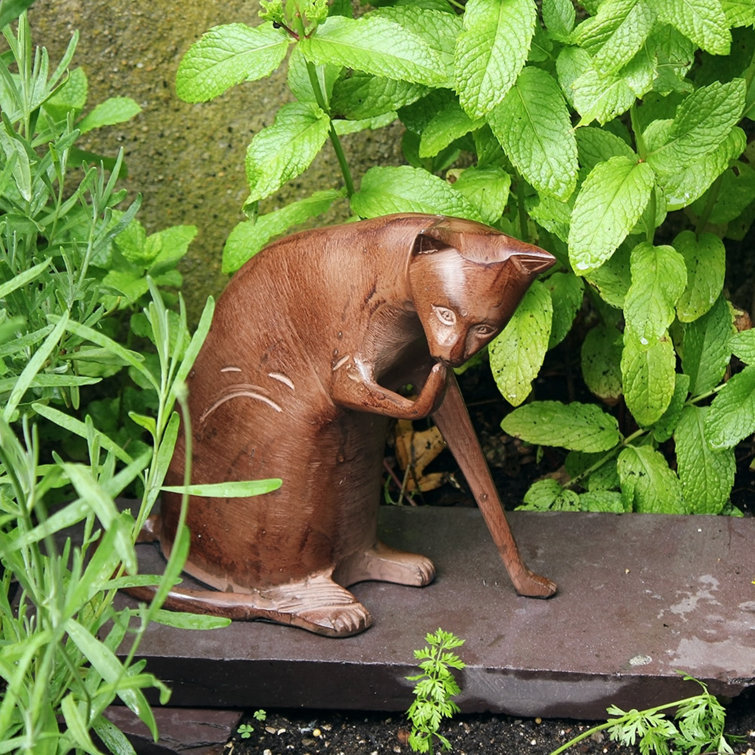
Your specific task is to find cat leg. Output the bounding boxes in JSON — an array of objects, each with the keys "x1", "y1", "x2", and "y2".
[
  {"x1": 432, "y1": 374, "x2": 557, "y2": 598},
  {"x1": 334, "y1": 541, "x2": 436, "y2": 588},
  {"x1": 126, "y1": 572, "x2": 372, "y2": 638}
]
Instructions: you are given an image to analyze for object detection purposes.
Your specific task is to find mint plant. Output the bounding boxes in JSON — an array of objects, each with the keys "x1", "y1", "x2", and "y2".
[
  {"x1": 406, "y1": 628, "x2": 466, "y2": 754},
  {"x1": 175, "y1": 0, "x2": 755, "y2": 515},
  {"x1": 550, "y1": 674, "x2": 737, "y2": 755}
]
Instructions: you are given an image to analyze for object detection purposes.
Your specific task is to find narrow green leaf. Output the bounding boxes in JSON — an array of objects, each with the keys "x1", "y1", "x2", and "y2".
[
  {"x1": 656, "y1": 0, "x2": 731, "y2": 55},
  {"x1": 581, "y1": 324, "x2": 624, "y2": 401},
  {"x1": 245, "y1": 102, "x2": 330, "y2": 203},
  {"x1": 301, "y1": 14, "x2": 451, "y2": 87},
  {"x1": 351, "y1": 166, "x2": 483, "y2": 221},
  {"x1": 0, "y1": 257, "x2": 50, "y2": 299},
  {"x1": 454, "y1": 0, "x2": 536, "y2": 118},
  {"x1": 161, "y1": 479, "x2": 282, "y2": 497},
  {"x1": 502, "y1": 400, "x2": 621, "y2": 452},
  {"x1": 675, "y1": 405, "x2": 735, "y2": 514},
  {"x1": 151, "y1": 610, "x2": 232, "y2": 630},
  {"x1": 489, "y1": 280, "x2": 552, "y2": 406},
  {"x1": 64, "y1": 619, "x2": 158, "y2": 739},
  {"x1": 488, "y1": 66, "x2": 578, "y2": 201},
  {"x1": 60, "y1": 693, "x2": 98, "y2": 753},
  {"x1": 617, "y1": 445, "x2": 685, "y2": 513},
  {"x1": 223, "y1": 190, "x2": 344, "y2": 273},
  {"x1": 572, "y1": 0, "x2": 656, "y2": 75},
  {"x1": 3, "y1": 312, "x2": 68, "y2": 422},
  {"x1": 681, "y1": 296, "x2": 733, "y2": 396},
  {"x1": 624, "y1": 242, "x2": 686, "y2": 341},
  {"x1": 78, "y1": 97, "x2": 141, "y2": 133},
  {"x1": 449, "y1": 166, "x2": 510, "y2": 226},
  {"x1": 621, "y1": 330, "x2": 676, "y2": 426},
  {"x1": 92, "y1": 715, "x2": 137, "y2": 755},
  {"x1": 0, "y1": 0, "x2": 35, "y2": 27},
  {"x1": 175, "y1": 23, "x2": 290, "y2": 102},
  {"x1": 674, "y1": 231, "x2": 726, "y2": 322},
  {"x1": 704, "y1": 364, "x2": 755, "y2": 449},
  {"x1": 568, "y1": 156, "x2": 655, "y2": 273}
]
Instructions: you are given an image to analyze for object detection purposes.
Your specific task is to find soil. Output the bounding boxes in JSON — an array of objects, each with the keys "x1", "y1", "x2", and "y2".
[{"x1": 224, "y1": 687, "x2": 755, "y2": 754}]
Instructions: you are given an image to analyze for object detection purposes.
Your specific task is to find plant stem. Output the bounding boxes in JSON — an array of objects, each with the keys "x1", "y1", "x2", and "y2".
[
  {"x1": 515, "y1": 172, "x2": 529, "y2": 241},
  {"x1": 565, "y1": 428, "x2": 646, "y2": 491},
  {"x1": 305, "y1": 61, "x2": 355, "y2": 197}
]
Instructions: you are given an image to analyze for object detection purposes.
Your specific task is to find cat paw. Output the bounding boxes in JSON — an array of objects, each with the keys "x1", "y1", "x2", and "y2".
[
  {"x1": 265, "y1": 574, "x2": 373, "y2": 637},
  {"x1": 512, "y1": 569, "x2": 557, "y2": 598},
  {"x1": 336, "y1": 541, "x2": 436, "y2": 587}
]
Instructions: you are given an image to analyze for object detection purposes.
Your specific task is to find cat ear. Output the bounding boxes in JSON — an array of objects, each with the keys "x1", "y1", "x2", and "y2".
[{"x1": 512, "y1": 250, "x2": 556, "y2": 277}]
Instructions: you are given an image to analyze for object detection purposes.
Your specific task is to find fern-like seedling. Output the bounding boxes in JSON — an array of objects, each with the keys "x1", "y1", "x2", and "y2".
[
  {"x1": 406, "y1": 628, "x2": 466, "y2": 754},
  {"x1": 550, "y1": 674, "x2": 737, "y2": 755}
]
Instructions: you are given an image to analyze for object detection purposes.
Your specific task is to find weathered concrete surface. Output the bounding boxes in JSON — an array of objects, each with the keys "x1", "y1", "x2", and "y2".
[{"x1": 123, "y1": 508, "x2": 755, "y2": 719}]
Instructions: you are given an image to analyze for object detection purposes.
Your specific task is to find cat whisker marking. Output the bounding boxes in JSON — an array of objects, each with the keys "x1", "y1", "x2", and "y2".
[
  {"x1": 268, "y1": 371, "x2": 295, "y2": 390},
  {"x1": 220, "y1": 366, "x2": 242, "y2": 373},
  {"x1": 200, "y1": 384, "x2": 283, "y2": 423}
]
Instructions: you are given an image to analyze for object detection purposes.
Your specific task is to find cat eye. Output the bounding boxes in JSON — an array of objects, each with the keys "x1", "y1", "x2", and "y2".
[
  {"x1": 433, "y1": 306, "x2": 456, "y2": 325},
  {"x1": 474, "y1": 324, "x2": 495, "y2": 336}
]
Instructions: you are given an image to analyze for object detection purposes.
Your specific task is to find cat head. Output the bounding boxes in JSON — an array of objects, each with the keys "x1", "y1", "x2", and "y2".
[{"x1": 408, "y1": 216, "x2": 555, "y2": 367}]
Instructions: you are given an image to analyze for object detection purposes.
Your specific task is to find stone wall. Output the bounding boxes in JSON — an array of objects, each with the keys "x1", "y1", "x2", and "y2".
[{"x1": 28, "y1": 1, "x2": 404, "y2": 318}]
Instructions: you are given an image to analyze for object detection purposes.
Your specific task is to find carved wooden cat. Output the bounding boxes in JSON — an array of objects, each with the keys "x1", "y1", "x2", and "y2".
[{"x1": 137, "y1": 213, "x2": 557, "y2": 637}]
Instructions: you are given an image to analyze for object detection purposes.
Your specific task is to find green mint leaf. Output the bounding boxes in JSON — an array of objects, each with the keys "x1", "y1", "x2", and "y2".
[
  {"x1": 675, "y1": 405, "x2": 736, "y2": 514},
  {"x1": 78, "y1": 97, "x2": 141, "y2": 134},
  {"x1": 581, "y1": 324, "x2": 624, "y2": 401},
  {"x1": 450, "y1": 166, "x2": 511, "y2": 225},
  {"x1": 681, "y1": 296, "x2": 734, "y2": 395},
  {"x1": 578, "y1": 491, "x2": 627, "y2": 513},
  {"x1": 419, "y1": 99, "x2": 483, "y2": 158},
  {"x1": 546, "y1": 272, "x2": 584, "y2": 348},
  {"x1": 576, "y1": 126, "x2": 635, "y2": 179},
  {"x1": 691, "y1": 159, "x2": 755, "y2": 225},
  {"x1": 372, "y1": 5, "x2": 462, "y2": 58},
  {"x1": 583, "y1": 242, "x2": 632, "y2": 308},
  {"x1": 351, "y1": 166, "x2": 483, "y2": 221},
  {"x1": 571, "y1": 0, "x2": 656, "y2": 75},
  {"x1": 245, "y1": 102, "x2": 330, "y2": 203},
  {"x1": 722, "y1": 0, "x2": 755, "y2": 27},
  {"x1": 646, "y1": 23, "x2": 696, "y2": 94},
  {"x1": 147, "y1": 226, "x2": 198, "y2": 274},
  {"x1": 222, "y1": 190, "x2": 344, "y2": 273},
  {"x1": 617, "y1": 445, "x2": 685, "y2": 513},
  {"x1": 300, "y1": 14, "x2": 451, "y2": 87},
  {"x1": 454, "y1": 0, "x2": 536, "y2": 119},
  {"x1": 542, "y1": 0, "x2": 576, "y2": 41},
  {"x1": 175, "y1": 23, "x2": 290, "y2": 103},
  {"x1": 704, "y1": 364, "x2": 755, "y2": 449},
  {"x1": 330, "y1": 72, "x2": 427, "y2": 120},
  {"x1": 656, "y1": 0, "x2": 731, "y2": 55},
  {"x1": 520, "y1": 479, "x2": 580, "y2": 511},
  {"x1": 527, "y1": 194, "x2": 572, "y2": 243},
  {"x1": 487, "y1": 66, "x2": 578, "y2": 201},
  {"x1": 332, "y1": 112, "x2": 396, "y2": 135},
  {"x1": 621, "y1": 330, "x2": 676, "y2": 426},
  {"x1": 730, "y1": 329, "x2": 755, "y2": 365},
  {"x1": 652, "y1": 126, "x2": 746, "y2": 210},
  {"x1": 673, "y1": 231, "x2": 726, "y2": 322},
  {"x1": 651, "y1": 372, "x2": 690, "y2": 442},
  {"x1": 559, "y1": 45, "x2": 651, "y2": 125},
  {"x1": 287, "y1": 46, "x2": 340, "y2": 106},
  {"x1": 624, "y1": 242, "x2": 687, "y2": 342},
  {"x1": 568, "y1": 155, "x2": 655, "y2": 273},
  {"x1": 502, "y1": 400, "x2": 621, "y2": 452},
  {"x1": 647, "y1": 79, "x2": 746, "y2": 174},
  {"x1": 489, "y1": 281, "x2": 552, "y2": 406}
]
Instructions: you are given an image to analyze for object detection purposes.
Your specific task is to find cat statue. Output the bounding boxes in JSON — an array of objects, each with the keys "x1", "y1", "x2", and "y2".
[{"x1": 136, "y1": 213, "x2": 557, "y2": 637}]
